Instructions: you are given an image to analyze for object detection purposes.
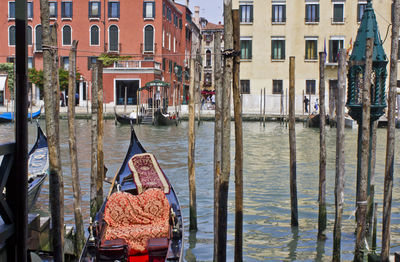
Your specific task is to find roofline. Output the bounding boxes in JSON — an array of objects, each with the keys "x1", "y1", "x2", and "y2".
[
  {"x1": 175, "y1": 2, "x2": 193, "y2": 14},
  {"x1": 166, "y1": 0, "x2": 183, "y2": 16}
]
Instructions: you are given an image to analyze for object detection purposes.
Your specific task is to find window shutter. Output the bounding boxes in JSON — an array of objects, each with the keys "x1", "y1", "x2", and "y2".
[
  {"x1": 249, "y1": 40, "x2": 252, "y2": 59},
  {"x1": 239, "y1": 6, "x2": 242, "y2": 21},
  {"x1": 108, "y1": 2, "x2": 111, "y2": 17},
  {"x1": 316, "y1": 5, "x2": 319, "y2": 22},
  {"x1": 271, "y1": 40, "x2": 274, "y2": 59},
  {"x1": 282, "y1": 5, "x2": 286, "y2": 22},
  {"x1": 71, "y1": 3, "x2": 73, "y2": 18},
  {"x1": 250, "y1": 6, "x2": 253, "y2": 22},
  {"x1": 282, "y1": 41, "x2": 285, "y2": 59},
  {"x1": 329, "y1": 40, "x2": 333, "y2": 62},
  {"x1": 117, "y1": 3, "x2": 120, "y2": 17},
  {"x1": 272, "y1": 6, "x2": 275, "y2": 22},
  {"x1": 143, "y1": 2, "x2": 146, "y2": 18},
  {"x1": 88, "y1": 2, "x2": 91, "y2": 17},
  {"x1": 153, "y1": 3, "x2": 155, "y2": 18}
]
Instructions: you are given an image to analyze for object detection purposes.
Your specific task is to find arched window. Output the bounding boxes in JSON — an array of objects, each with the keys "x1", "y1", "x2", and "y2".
[
  {"x1": 144, "y1": 25, "x2": 154, "y2": 52},
  {"x1": 206, "y1": 50, "x2": 211, "y2": 67},
  {"x1": 90, "y1": 25, "x2": 99, "y2": 46},
  {"x1": 35, "y1": 25, "x2": 42, "y2": 51},
  {"x1": 109, "y1": 25, "x2": 119, "y2": 51},
  {"x1": 62, "y1": 25, "x2": 72, "y2": 45},
  {"x1": 27, "y1": 26, "x2": 32, "y2": 45},
  {"x1": 9, "y1": 26, "x2": 16, "y2": 46}
]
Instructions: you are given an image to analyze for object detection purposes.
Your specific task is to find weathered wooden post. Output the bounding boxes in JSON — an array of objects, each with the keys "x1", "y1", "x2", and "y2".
[
  {"x1": 260, "y1": 89, "x2": 262, "y2": 123},
  {"x1": 188, "y1": 58, "x2": 197, "y2": 231},
  {"x1": 263, "y1": 87, "x2": 266, "y2": 127},
  {"x1": 354, "y1": 37, "x2": 373, "y2": 262},
  {"x1": 213, "y1": 30, "x2": 222, "y2": 261},
  {"x1": 124, "y1": 86, "x2": 127, "y2": 114},
  {"x1": 40, "y1": 0, "x2": 64, "y2": 258},
  {"x1": 96, "y1": 61, "x2": 104, "y2": 212},
  {"x1": 218, "y1": 0, "x2": 233, "y2": 259},
  {"x1": 90, "y1": 63, "x2": 99, "y2": 218},
  {"x1": 136, "y1": 89, "x2": 139, "y2": 124},
  {"x1": 382, "y1": 0, "x2": 399, "y2": 260},
  {"x1": 10, "y1": 0, "x2": 28, "y2": 260},
  {"x1": 67, "y1": 40, "x2": 85, "y2": 254},
  {"x1": 333, "y1": 49, "x2": 346, "y2": 262},
  {"x1": 302, "y1": 90, "x2": 304, "y2": 116},
  {"x1": 285, "y1": 88, "x2": 288, "y2": 127},
  {"x1": 308, "y1": 92, "x2": 311, "y2": 115},
  {"x1": 232, "y1": 9, "x2": 243, "y2": 262},
  {"x1": 318, "y1": 52, "x2": 327, "y2": 239},
  {"x1": 289, "y1": 56, "x2": 298, "y2": 227}
]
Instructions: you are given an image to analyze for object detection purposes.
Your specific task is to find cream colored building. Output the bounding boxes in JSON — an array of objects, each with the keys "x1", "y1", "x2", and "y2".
[{"x1": 232, "y1": 0, "x2": 393, "y2": 115}]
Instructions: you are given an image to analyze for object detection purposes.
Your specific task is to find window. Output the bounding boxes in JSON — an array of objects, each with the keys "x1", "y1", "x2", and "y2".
[
  {"x1": 62, "y1": 25, "x2": 72, "y2": 45},
  {"x1": 87, "y1": 56, "x2": 98, "y2": 70},
  {"x1": 240, "y1": 39, "x2": 252, "y2": 60},
  {"x1": 167, "y1": 8, "x2": 171, "y2": 21},
  {"x1": 143, "y1": 2, "x2": 155, "y2": 19},
  {"x1": 272, "y1": 4, "x2": 286, "y2": 23},
  {"x1": 205, "y1": 73, "x2": 212, "y2": 86},
  {"x1": 174, "y1": 14, "x2": 177, "y2": 27},
  {"x1": 206, "y1": 50, "x2": 211, "y2": 67},
  {"x1": 108, "y1": 1, "x2": 120, "y2": 19},
  {"x1": 49, "y1": 2, "x2": 58, "y2": 18},
  {"x1": 168, "y1": 33, "x2": 171, "y2": 50},
  {"x1": 144, "y1": 25, "x2": 154, "y2": 52},
  {"x1": 35, "y1": 25, "x2": 42, "y2": 51},
  {"x1": 9, "y1": 26, "x2": 16, "y2": 46},
  {"x1": 306, "y1": 80, "x2": 316, "y2": 95},
  {"x1": 239, "y1": 5, "x2": 253, "y2": 23},
  {"x1": 273, "y1": 80, "x2": 283, "y2": 94},
  {"x1": 61, "y1": 57, "x2": 69, "y2": 70},
  {"x1": 89, "y1": 2, "x2": 101, "y2": 18},
  {"x1": 7, "y1": 57, "x2": 15, "y2": 64},
  {"x1": 271, "y1": 38, "x2": 285, "y2": 60},
  {"x1": 333, "y1": 3, "x2": 344, "y2": 23},
  {"x1": 109, "y1": 25, "x2": 119, "y2": 51},
  {"x1": 162, "y1": 58, "x2": 166, "y2": 70},
  {"x1": 9, "y1": 2, "x2": 15, "y2": 19},
  {"x1": 305, "y1": 39, "x2": 317, "y2": 60},
  {"x1": 28, "y1": 2, "x2": 33, "y2": 19},
  {"x1": 329, "y1": 39, "x2": 344, "y2": 63},
  {"x1": 27, "y1": 26, "x2": 32, "y2": 45},
  {"x1": 163, "y1": 3, "x2": 165, "y2": 17},
  {"x1": 357, "y1": 3, "x2": 366, "y2": 22},
  {"x1": 305, "y1": 4, "x2": 319, "y2": 23},
  {"x1": 240, "y1": 80, "x2": 250, "y2": 94},
  {"x1": 179, "y1": 19, "x2": 182, "y2": 29},
  {"x1": 173, "y1": 37, "x2": 176, "y2": 52},
  {"x1": 162, "y1": 30, "x2": 165, "y2": 47},
  {"x1": 28, "y1": 57, "x2": 34, "y2": 69},
  {"x1": 90, "y1": 25, "x2": 100, "y2": 45},
  {"x1": 62, "y1": 2, "x2": 73, "y2": 18}
]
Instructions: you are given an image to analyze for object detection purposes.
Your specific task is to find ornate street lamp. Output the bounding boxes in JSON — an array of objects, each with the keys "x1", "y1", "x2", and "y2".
[{"x1": 347, "y1": 0, "x2": 388, "y2": 121}]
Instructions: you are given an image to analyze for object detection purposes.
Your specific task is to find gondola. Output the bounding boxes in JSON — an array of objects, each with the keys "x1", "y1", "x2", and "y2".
[
  {"x1": 115, "y1": 113, "x2": 142, "y2": 125},
  {"x1": 28, "y1": 123, "x2": 48, "y2": 211},
  {"x1": 0, "y1": 108, "x2": 42, "y2": 123},
  {"x1": 154, "y1": 109, "x2": 178, "y2": 126},
  {"x1": 80, "y1": 127, "x2": 183, "y2": 262}
]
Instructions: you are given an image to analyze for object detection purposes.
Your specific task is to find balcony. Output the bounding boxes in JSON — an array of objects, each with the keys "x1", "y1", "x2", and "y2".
[{"x1": 112, "y1": 60, "x2": 161, "y2": 70}]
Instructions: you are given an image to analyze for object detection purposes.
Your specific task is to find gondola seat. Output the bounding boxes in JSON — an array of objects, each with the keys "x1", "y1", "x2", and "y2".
[{"x1": 103, "y1": 189, "x2": 170, "y2": 255}]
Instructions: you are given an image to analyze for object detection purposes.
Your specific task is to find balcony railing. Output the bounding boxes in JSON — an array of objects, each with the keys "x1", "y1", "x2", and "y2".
[{"x1": 113, "y1": 60, "x2": 161, "y2": 70}]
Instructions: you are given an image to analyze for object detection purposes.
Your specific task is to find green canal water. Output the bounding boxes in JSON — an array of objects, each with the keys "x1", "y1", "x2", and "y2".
[{"x1": 1, "y1": 119, "x2": 400, "y2": 261}]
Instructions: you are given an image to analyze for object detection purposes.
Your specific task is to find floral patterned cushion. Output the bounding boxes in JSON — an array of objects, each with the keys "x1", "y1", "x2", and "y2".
[{"x1": 103, "y1": 189, "x2": 170, "y2": 254}]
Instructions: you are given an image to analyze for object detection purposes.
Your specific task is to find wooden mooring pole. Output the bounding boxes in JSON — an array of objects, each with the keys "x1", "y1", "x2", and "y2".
[
  {"x1": 218, "y1": 0, "x2": 233, "y2": 259},
  {"x1": 232, "y1": 9, "x2": 243, "y2": 262},
  {"x1": 40, "y1": 2, "x2": 64, "y2": 258},
  {"x1": 354, "y1": 37, "x2": 373, "y2": 262},
  {"x1": 124, "y1": 86, "x2": 127, "y2": 114},
  {"x1": 289, "y1": 57, "x2": 298, "y2": 227},
  {"x1": 188, "y1": 58, "x2": 197, "y2": 231},
  {"x1": 96, "y1": 61, "x2": 104, "y2": 212},
  {"x1": 318, "y1": 51, "x2": 327, "y2": 239},
  {"x1": 263, "y1": 87, "x2": 266, "y2": 127},
  {"x1": 67, "y1": 40, "x2": 85, "y2": 254},
  {"x1": 213, "y1": 30, "x2": 222, "y2": 262},
  {"x1": 260, "y1": 89, "x2": 262, "y2": 123},
  {"x1": 333, "y1": 49, "x2": 346, "y2": 262},
  {"x1": 10, "y1": 0, "x2": 28, "y2": 259},
  {"x1": 382, "y1": 1, "x2": 399, "y2": 259},
  {"x1": 90, "y1": 63, "x2": 99, "y2": 218}
]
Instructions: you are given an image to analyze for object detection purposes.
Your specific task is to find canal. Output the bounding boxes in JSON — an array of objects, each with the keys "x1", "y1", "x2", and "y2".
[{"x1": 1, "y1": 119, "x2": 400, "y2": 261}]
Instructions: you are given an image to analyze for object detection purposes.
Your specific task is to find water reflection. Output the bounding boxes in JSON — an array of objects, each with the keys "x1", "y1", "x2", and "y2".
[{"x1": 1, "y1": 120, "x2": 400, "y2": 261}]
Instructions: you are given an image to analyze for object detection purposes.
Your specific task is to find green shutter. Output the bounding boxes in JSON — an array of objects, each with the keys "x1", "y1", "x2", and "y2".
[
  {"x1": 239, "y1": 6, "x2": 242, "y2": 21},
  {"x1": 153, "y1": 2, "x2": 155, "y2": 18},
  {"x1": 272, "y1": 6, "x2": 275, "y2": 22},
  {"x1": 249, "y1": 40, "x2": 252, "y2": 59},
  {"x1": 282, "y1": 5, "x2": 286, "y2": 22},
  {"x1": 329, "y1": 40, "x2": 333, "y2": 62},
  {"x1": 316, "y1": 5, "x2": 319, "y2": 22},
  {"x1": 250, "y1": 5, "x2": 253, "y2": 22},
  {"x1": 282, "y1": 40, "x2": 285, "y2": 59}
]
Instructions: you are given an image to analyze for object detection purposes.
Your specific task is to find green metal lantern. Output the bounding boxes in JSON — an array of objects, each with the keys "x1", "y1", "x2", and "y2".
[{"x1": 347, "y1": 0, "x2": 388, "y2": 122}]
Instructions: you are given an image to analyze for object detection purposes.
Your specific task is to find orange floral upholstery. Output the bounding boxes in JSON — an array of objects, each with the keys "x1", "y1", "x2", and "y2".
[{"x1": 103, "y1": 189, "x2": 170, "y2": 255}]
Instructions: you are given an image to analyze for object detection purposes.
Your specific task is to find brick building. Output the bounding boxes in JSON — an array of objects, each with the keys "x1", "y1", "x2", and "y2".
[{"x1": 1, "y1": 0, "x2": 193, "y2": 107}]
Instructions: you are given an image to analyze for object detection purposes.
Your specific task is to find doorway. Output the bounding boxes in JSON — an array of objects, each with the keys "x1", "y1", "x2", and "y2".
[{"x1": 116, "y1": 80, "x2": 140, "y2": 105}]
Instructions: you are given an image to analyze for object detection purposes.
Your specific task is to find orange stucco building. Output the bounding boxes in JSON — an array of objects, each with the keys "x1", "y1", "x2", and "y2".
[{"x1": 1, "y1": 0, "x2": 193, "y2": 106}]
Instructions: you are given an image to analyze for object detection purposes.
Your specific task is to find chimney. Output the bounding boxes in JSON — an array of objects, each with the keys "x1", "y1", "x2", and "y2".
[
  {"x1": 195, "y1": 6, "x2": 200, "y2": 14},
  {"x1": 218, "y1": 21, "x2": 221, "y2": 25},
  {"x1": 186, "y1": 0, "x2": 189, "y2": 7}
]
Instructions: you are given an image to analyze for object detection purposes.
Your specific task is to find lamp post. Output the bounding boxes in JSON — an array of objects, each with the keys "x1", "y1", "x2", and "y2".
[{"x1": 346, "y1": 0, "x2": 388, "y2": 260}]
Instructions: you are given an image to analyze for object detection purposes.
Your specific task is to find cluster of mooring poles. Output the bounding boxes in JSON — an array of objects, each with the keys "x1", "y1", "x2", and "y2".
[{"x1": 287, "y1": 1, "x2": 399, "y2": 261}]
